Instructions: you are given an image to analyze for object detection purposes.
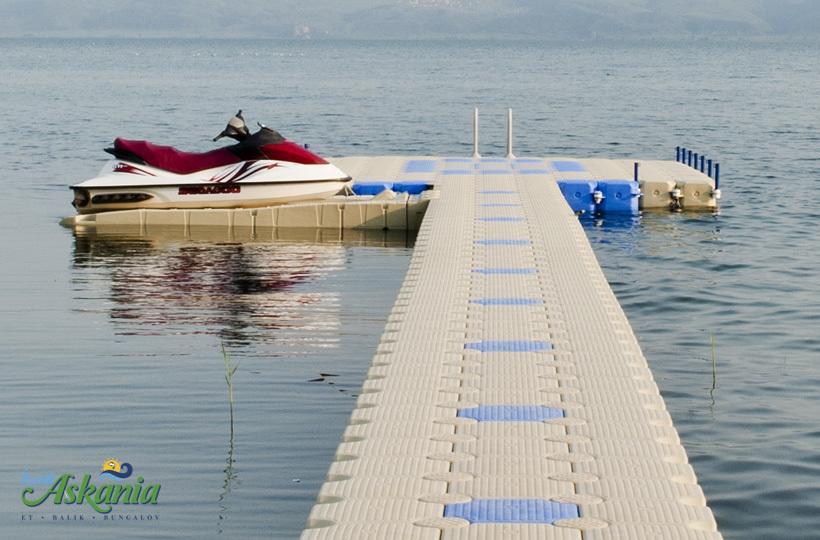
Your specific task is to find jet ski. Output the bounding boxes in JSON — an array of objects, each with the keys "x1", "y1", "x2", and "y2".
[{"x1": 71, "y1": 111, "x2": 351, "y2": 214}]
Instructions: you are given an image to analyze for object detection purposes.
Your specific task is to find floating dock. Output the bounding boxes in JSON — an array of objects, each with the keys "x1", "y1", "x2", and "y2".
[
  {"x1": 301, "y1": 154, "x2": 722, "y2": 539},
  {"x1": 61, "y1": 155, "x2": 716, "y2": 233},
  {"x1": 62, "y1": 115, "x2": 720, "y2": 235},
  {"x1": 62, "y1": 191, "x2": 434, "y2": 232}
]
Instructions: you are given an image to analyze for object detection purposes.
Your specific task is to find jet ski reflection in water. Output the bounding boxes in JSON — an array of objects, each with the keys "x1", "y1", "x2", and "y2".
[
  {"x1": 71, "y1": 111, "x2": 351, "y2": 214},
  {"x1": 71, "y1": 230, "x2": 345, "y2": 347}
]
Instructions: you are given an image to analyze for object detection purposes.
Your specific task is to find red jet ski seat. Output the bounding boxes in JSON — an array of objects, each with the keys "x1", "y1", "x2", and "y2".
[{"x1": 114, "y1": 138, "x2": 241, "y2": 175}]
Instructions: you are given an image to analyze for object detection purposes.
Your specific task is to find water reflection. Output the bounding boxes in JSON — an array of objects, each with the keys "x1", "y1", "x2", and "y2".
[
  {"x1": 583, "y1": 212, "x2": 723, "y2": 259},
  {"x1": 587, "y1": 214, "x2": 642, "y2": 231},
  {"x1": 70, "y1": 226, "x2": 413, "y2": 350}
]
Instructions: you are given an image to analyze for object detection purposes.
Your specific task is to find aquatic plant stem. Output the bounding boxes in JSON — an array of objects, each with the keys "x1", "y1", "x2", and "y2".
[
  {"x1": 710, "y1": 332, "x2": 717, "y2": 392},
  {"x1": 218, "y1": 344, "x2": 239, "y2": 534},
  {"x1": 221, "y1": 343, "x2": 239, "y2": 438}
]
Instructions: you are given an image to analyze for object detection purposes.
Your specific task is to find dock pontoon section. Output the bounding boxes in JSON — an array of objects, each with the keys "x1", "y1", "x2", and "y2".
[{"x1": 302, "y1": 156, "x2": 721, "y2": 539}]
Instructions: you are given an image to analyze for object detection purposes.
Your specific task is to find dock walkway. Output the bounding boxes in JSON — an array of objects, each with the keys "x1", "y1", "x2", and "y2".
[{"x1": 302, "y1": 156, "x2": 721, "y2": 539}]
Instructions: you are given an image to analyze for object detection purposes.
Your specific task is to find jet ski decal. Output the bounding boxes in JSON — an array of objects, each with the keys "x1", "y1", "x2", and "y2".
[
  {"x1": 114, "y1": 162, "x2": 156, "y2": 176},
  {"x1": 210, "y1": 161, "x2": 279, "y2": 184}
]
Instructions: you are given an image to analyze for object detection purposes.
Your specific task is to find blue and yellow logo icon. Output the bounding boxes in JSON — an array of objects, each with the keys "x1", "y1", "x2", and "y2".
[{"x1": 100, "y1": 459, "x2": 133, "y2": 480}]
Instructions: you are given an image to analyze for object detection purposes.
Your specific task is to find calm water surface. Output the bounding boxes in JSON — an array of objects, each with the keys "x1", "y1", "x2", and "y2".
[{"x1": 1, "y1": 38, "x2": 819, "y2": 539}]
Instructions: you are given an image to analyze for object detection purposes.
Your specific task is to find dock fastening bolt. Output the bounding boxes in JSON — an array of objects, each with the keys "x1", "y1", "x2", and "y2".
[{"x1": 670, "y1": 187, "x2": 683, "y2": 211}]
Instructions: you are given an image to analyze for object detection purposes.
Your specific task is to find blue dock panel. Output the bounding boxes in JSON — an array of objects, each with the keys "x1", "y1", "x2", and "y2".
[
  {"x1": 472, "y1": 268, "x2": 536, "y2": 275},
  {"x1": 558, "y1": 180, "x2": 597, "y2": 214},
  {"x1": 351, "y1": 182, "x2": 393, "y2": 196},
  {"x1": 475, "y1": 239, "x2": 532, "y2": 246},
  {"x1": 352, "y1": 181, "x2": 431, "y2": 195},
  {"x1": 392, "y1": 181, "x2": 430, "y2": 195},
  {"x1": 471, "y1": 297, "x2": 542, "y2": 305},
  {"x1": 444, "y1": 499, "x2": 579, "y2": 524},
  {"x1": 457, "y1": 405, "x2": 564, "y2": 422},
  {"x1": 403, "y1": 159, "x2": 437, "y2": 173},
  {"x1": 551, "y1": 160, "x2": 586, "y2": 172},
  {"x1": 598, "y1": 179, "x2": 640, "y2": 215},
  {"x1": 465, "y1": 340, "x2": 552, "y2": 352}
]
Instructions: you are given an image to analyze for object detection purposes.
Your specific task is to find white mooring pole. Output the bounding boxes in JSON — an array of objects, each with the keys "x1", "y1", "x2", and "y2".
[
  {"x1": 472, "y1": 107, "x2": 481, "y2": 158},
  {"x1": 506, "y1": 108, "x2": 515, "y2": 159}
]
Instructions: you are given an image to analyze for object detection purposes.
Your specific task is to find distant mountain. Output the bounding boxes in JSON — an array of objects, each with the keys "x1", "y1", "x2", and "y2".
[{"x1": 0, "y1": 0, "x2": 817, "y2": 38}]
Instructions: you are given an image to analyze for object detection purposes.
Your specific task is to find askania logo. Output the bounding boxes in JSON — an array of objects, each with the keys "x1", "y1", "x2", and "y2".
[{"x1": 21, "y1": 459, "x2": 160, "y2": 514}]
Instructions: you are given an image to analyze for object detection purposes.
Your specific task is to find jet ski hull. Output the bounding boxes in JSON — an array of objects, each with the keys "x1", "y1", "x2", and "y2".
[{"x1": 72, "y1": 159, "x2": 350, "y2": 214}]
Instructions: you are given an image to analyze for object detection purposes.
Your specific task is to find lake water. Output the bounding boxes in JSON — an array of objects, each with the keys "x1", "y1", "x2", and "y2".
[{"x1": 1, "y1": 37, "x2": 819, "y2": 539}]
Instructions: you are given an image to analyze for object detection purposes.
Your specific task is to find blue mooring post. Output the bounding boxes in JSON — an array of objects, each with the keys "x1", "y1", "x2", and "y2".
[
  {"x1": 700, "y1": 155, "x2": 705, "y2": 173},
  {"x1": 708, "y1": 159, "x2": 713, "y2": 177},
  {"x1": 687, "y1": 150, "x2": 693, "y2": 167},
  {"x1": 714, "y1": 163, "x2": 720, "y2": 190},
  {"x1": 676, "y1": 146, "x2": 681, "y2": 162},
  {"x1": 682, "y1": 147, "x2": 687, "y2": 164},
  {"x1": 693, "y1": 152, "x2": 699, "y2": 169},
  {"x1": 634, "y1": 161, "x2": 639, "y2": 183}
]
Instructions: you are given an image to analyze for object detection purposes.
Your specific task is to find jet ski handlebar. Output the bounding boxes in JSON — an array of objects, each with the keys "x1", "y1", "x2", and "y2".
[{"x1": 213, "y1": 109, "x2": 251, "y2": 142}]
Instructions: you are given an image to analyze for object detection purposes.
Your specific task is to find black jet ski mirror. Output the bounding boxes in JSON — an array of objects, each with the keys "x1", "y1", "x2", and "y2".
[{"x1": 213, "y1": 110, "x2": 251, "y2": 142}]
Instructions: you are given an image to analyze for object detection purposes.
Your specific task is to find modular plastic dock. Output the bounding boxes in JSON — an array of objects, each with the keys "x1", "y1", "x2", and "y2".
[
  {"x1": 302, "y1": 156, "x2": 722, "y2": 539},
  {"x1": 62, "y1": 192, "x2": 433, "y2": 232},
  {"x1": 61, "y1": 151, "x2": 718, "y2": 234}
]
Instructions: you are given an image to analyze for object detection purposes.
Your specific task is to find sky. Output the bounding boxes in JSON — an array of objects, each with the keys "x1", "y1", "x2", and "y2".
[{"x1": 0, "y1": 0, "x2": 817, "y2": 39}]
